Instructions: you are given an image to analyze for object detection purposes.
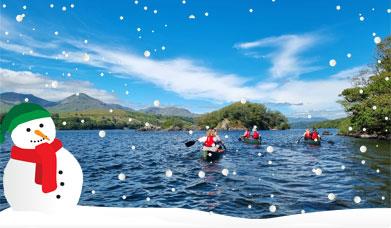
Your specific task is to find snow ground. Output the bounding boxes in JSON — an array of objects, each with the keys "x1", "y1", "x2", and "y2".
[{"x1": 0, "y1": 206, "x2": 389, "y2": 228}]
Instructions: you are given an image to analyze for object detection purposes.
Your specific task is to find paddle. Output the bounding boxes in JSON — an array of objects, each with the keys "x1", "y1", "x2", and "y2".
[
  {"x1": 296, "y1": 136, "x2": 303, "y2": 144},
  {"x1": 185, "y1": 140, "x2": 197, "y2": 147}
]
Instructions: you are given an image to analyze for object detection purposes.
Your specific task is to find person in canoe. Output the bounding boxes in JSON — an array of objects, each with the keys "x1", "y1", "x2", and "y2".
[
  {"x1": 212, "y1": 128, "x2": 225, "y2": 150},
  {"x1": 303, "y1": 129, "x2": 311, "y2": 140},
  {"x1": 311, "y1": 128, "x2": 320, "y2": 141},
  {"x1": 252, "y1": 126, "x2": 260, "y2": 140},
  {"x1": 198, "y1": 129, "x2": 222, "y2": 152},
  {"x1": 242, "y1": 128, "x2": 251, "y2": 138}
]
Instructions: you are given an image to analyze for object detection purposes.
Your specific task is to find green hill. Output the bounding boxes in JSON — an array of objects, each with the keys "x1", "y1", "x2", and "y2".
[{"x1": 196, "y1": 102, "x2": 289, "y2": 130}]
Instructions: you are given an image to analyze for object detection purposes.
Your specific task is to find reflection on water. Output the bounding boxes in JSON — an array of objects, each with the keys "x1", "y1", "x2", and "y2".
[{"x1": 0, "y1": 129, "x2": 389, "y2": 218}]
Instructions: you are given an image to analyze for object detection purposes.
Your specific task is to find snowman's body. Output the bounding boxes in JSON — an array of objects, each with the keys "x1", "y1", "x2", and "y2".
[{"x1": 2, "y1": 117, "x2": 83, "y2": 211}]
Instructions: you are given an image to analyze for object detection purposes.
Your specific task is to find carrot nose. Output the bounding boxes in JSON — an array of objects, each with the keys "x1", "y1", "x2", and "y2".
[{"x1": 34, "y1": 130, "x2": 50, "y2": 141}]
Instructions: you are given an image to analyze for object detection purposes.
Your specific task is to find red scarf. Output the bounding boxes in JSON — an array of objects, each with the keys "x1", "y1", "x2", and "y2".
[{"x1": 10, "y1": 138, "x2": 62, "y2": 193}]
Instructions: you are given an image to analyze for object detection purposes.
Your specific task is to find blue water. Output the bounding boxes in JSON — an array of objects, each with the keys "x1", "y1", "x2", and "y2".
[{"x1": 0, "y1": 129, "x2": 390, "y2": 218}]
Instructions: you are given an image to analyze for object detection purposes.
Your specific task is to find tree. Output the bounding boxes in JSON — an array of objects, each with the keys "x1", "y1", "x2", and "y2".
[{"x1": 339, "y1": 36, "x2": 391, "y2": 137}]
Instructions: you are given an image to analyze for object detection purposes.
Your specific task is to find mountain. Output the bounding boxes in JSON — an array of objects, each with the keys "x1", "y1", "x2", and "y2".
[
  {"x1": 139, "y1": 106, "x2": 197, "y2": 118},
  {"x1": 196, "y1": 102, "x2": 289, "y2": 130},
  {"x1": 288, "y1": 117, "x2": 328, "y2": 129},
  {"x1": 0, "y1": 92, "x2": 132, "y2": 113},
  {"x1": 48, "y1": 93, "x2": 132, "y2": 112},
  {"x1": 0, "y1": 92, "x2": 56, "y2": 107}
]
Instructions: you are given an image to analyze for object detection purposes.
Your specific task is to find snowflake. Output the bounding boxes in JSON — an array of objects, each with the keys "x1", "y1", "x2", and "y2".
[
  {"x1": 144, "y1": 50, "x2": 151, "y2": 58},
  {"x1": 118, "y1": 173, "x2": 126, "y2": 181},
  {"x1": 188, "y1": 14, "x2": 196, "y2": 19},
  {"x1": 98, "y1": 130, "x2": 106, "y2": 138},
  {"x1": 16, "y1": 14, "x2": 25, "y2": 23},
  {"x1": 328, "y1": 193, "x2": 336, "y2": 201},
  {"x1": 374, "y1": 37, "x2": 381, "y2": 44},
  {"x1": 165, "y1": 169, "x2": 173, "y2": 177},
  {"x1": 329, "y1": 59, "x2": 336, "y2": 67},
  {"x1": 353, "y1": 196, "x2": 361, "y2": 204}
]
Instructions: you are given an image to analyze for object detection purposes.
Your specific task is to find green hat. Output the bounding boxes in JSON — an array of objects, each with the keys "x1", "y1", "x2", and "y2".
[{"x1": 0, "y1": 103, "x2": 51, "y2": 143}]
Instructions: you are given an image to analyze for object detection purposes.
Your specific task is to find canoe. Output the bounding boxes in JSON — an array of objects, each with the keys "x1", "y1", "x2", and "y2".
[
  {"x1": 303, "y1": 139, "x2": 321, "y2": 146},
  {"x1": 201, "y1": 145, "x2": 225, "y2": 161},
  {"x1": 239, "y1": 136, "x2": 261, "y2": 145}
]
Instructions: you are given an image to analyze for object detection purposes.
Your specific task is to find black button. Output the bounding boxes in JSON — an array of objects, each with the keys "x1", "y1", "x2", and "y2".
[
  {"x1": 56, "y1": 195, "x2": 61, "y2": 199},
  {"x1": 60, "y1": 182, "x2": 65, "y2": 186},
  {"x1": 58, "y1": 170, "x2": 63, "y2": 175}
]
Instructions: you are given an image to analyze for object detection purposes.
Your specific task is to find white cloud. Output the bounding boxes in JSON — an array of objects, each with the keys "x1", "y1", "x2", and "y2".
[
  {"x1": 0, "y1": 17, "x2": 358, "y2": 118},
  {"x1": 0, "y1": 68, "x2": 118, "y2": 103},
  {"x1": 235, "y1": 34, "x2": 320, "y2": 78}
]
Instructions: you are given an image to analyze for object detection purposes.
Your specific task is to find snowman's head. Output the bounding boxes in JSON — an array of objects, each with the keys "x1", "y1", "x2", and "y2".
[{"x1": 11, "y1": 117, "x2": 56, "y2": 149}]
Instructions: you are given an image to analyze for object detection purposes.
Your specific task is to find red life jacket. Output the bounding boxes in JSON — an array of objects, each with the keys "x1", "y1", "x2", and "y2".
[
  {"x1": 304, "y1": 131, "x2": 311, "y2": 139},
  {"x1": 311, "y1": 132, "x2": 319, "y2": 140},
  {"x1": 204, "y1": 136, "x2": 215, "y2": 147},
  {"x1": 252, "y1": 131, "x2": 260, "y2": 139},
  {"x1": 244, "y1": 131, "x2": 250, "y2": 138}
]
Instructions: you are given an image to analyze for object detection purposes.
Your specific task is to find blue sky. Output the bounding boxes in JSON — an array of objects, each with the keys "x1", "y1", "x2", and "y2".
[{"x1": 0, "y1": 0, "x2": 390, "y2": 118}]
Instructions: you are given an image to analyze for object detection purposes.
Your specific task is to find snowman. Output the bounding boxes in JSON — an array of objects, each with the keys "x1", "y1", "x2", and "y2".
[{"x1": 0, "y1": 103, "x2": 83, "y2": 211}]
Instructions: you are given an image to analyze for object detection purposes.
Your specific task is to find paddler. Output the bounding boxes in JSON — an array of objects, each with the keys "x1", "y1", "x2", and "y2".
[
  {"x1": 243, "y1": 128, "x2": 251, "y2": 138},
  {"x1": 252, "y1": 126, "x2": 260, "y2": 139},
  {"x1": 198, "y1": 129, "x2": 219, "y2": 152},
  {"x1": 311, "y1": 128, "x2": 320, "y2": 141},
  {"x1": 303, "y1": 128, "x2": 311, "y2": 140}
]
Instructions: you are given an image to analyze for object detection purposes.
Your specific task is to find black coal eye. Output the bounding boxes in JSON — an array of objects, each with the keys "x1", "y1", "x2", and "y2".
[
  {"x1": 26, "y1": 128, "x2": 31, "y2": 132},
  {"x1": 39, "y1": 123, "x2": 44, "y2": 128}
]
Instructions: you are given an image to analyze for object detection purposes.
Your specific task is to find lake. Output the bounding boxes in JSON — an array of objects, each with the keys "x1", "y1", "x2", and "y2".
[{"x1": 0, "y1": 129, "x2": 389, "y2": 218}]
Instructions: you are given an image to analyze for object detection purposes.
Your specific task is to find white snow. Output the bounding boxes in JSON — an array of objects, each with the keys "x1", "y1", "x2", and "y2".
[
  {"x1": 0, "y1": 207, "x2": 389, "y2": 228},
  {"x1": 188, "y1": 14, "x2": 196, "y2": 19},
  {"x1": 360, "y1": 145, "x2": 367, "y2": 153},
  {"x1": 198, "y1": 171, "x2": 205, "y2": 178},
  {"x1": 165, "y1": 169, "x2": 173, "y2": 177},
  {"x1": 118, "y1": 173, "x2": 126, "y2": 181},
  {"x1": 16, "y1": 14, "x2": 25, "y2": 22},
  {"x1": 329, "y1": 59, "x2": 336, "y2": 67},
  {"x1": 98, "y1": 130, "x2": 106, "y2": 138},
  {"x1": 336, "y1": 5, "x2": 341, "y2": 11},
  {"x1": 266, "y1": 146, "x2": 273, "y2": 153},
  {"x1": 221, "y1": 168, "x2": 229, "y2": 176},
  {"x1": 313, "y1": 168, "x2": 322, "y2": 176},
  {"x1": 354, "y1": 196, "x2": 361, "y2": 204},
  {"x1": 374, "y1": 36, "x2": 381, "y2": 44},
  {"x1": 359, "y1": 16, "x2": 365, "y2": 21},
  {"x1": 328, "y1": 193, "x2": 336, "y2": 201},
  {"x1": 144, "y1": 50, "x2": 151, "y2": 58},
  {"x1": 269, "y1": 205, "x2": 277, "y2": 213}
]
